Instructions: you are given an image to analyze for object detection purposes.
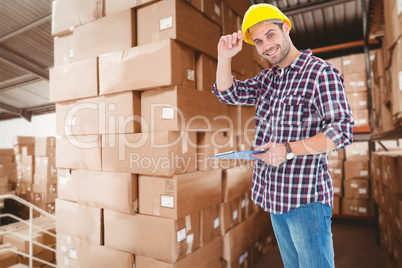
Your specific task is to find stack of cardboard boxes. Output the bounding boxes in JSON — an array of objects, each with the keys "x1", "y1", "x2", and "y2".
[
  {"x1": 13, "y1": 136, "x2": 36, "y2": 197},
  {"x1": 51, "y1": 0, "x2": 273, "y2": 267},
  {"x1": 0, "y1": 136, "x2": 58, "y2": 266},
  {"x1": 325, "y1": 53, "x2": 374, "y2": 217},
  {"x1": 0, "y1": 148, "x2": 16, "y2": 204},
  {"x1": 371, "y1": 0, "x2": 402, "y2": 132},
  {"x1": 32, "y1": 137, "x2": 57, "y2": 217},
  {"x1": 370, "y1": 0, "x2": 402, "y2": 265},
  {"x1": 7, "y1": 136, "x2": 58, "y2": 219},
  {"x1": 371, "y1": 150, "x2": 402, "y2": 267},
  {"x1": 343, "y1": 141, "x2": 373, "y2": 217}
]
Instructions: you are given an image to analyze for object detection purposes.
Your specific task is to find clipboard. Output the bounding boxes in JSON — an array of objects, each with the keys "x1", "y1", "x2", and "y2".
[{"x1": 209, "y1": 150, "x2": 267, "y2": 160}]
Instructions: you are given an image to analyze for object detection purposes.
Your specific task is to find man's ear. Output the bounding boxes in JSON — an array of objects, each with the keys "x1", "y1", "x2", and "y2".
[{"x1": 283, "y1": 22, "x2": 290, "y2": 35}]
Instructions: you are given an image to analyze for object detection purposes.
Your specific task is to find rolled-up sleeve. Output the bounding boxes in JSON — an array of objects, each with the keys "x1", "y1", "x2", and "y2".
[
  {"x1": 211, "y1": 69, "x2": 269, "y2": 106},
  {"x1": 314, "y1": 66, "x2": 355, "y2": 151}
]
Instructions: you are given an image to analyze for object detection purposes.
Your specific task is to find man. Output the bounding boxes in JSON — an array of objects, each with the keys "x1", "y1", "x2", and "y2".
[{"x1": 212, "y1": 4, "x2": 354, "y2": 268}]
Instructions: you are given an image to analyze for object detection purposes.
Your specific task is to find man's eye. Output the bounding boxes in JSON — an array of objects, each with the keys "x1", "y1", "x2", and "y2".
[
  {"x1": 268, "y1": 34, "x2": 274, "y2": 38},
  {"x1": 255, "y1": 40, "x2": 262, "y2": 45}
]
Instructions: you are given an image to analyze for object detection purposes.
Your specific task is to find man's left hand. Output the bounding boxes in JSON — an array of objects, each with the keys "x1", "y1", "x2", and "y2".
[{"x1": 253, "y1": 142, "x2": 287, "y2": 167}]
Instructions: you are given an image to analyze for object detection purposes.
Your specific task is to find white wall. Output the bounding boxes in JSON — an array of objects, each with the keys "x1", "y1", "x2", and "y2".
[{"x1": 0, "y1": 113, "x2": 56, "y2": 148}]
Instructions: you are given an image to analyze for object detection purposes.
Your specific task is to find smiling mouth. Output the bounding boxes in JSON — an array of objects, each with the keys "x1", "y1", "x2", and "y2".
[{"x1": 266, "y1": 47, "x2": 279, "y2": 56}]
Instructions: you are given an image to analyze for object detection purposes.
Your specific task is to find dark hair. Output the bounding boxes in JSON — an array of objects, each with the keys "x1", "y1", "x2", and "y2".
[{"x1": 273, "y1": 22, "x2": 284, "y2": 31}]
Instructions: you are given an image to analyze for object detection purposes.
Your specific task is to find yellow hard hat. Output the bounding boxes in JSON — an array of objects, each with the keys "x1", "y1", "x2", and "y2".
[{"x1": 242, "y1": 4, "x2": 292, "y2": 45}]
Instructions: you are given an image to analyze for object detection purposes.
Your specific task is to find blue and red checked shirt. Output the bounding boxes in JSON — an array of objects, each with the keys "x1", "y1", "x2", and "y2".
[{"x1": 212, "y1": 50, "x2": 354, "y2": 214}]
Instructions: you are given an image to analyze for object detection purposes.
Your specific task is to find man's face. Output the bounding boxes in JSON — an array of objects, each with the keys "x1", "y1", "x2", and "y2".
[{"x1": 250, "y1": 22, "x2": 291, "y2": 66}]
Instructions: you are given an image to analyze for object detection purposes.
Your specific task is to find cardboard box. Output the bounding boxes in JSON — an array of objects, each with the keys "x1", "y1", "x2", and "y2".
[
  {"x1": 34, "y1": 202, "x2": 56, "y2": 216},
  {"x1": 200, "y1": 204, "x2": 221, "y2": 247},
  {"x1": 329, "y1": 161, "x2": 343, "y2": 180},
  {"x1": 56, "y1": 91, "x2": 141, "y2": 135},
  {"x1": 185, "y1": 0, "x2": 202, "y2": 11},
  {"x1": 390, "y1": 37, "x2": 402, "y2": 116},
  {"x1": 344, "y1": 161, "x2": 369, "y2": 180},
  {"x1": 345, "y1": 92, "x2": 368, "y2": 110},
  {"x1": 373, "y1": 49, "x2": 385, "y2": 82},
  {"x1": 0, "y1": 148, "x2": 14, "y2": 156},
  {"x1": 12, "y1": 136, "x2": 35, "y2": 146},
  {"x1": 221, "y1": 1, "x2": 238, "y2": 35},
  {"x1": 381, "y1": 153, "x2": 402, "y2": 194},
  {"x1": 333, "y1": 179, "x2": 342, "y2": 197},
  {"x1": 220, "y1": 197, "x2": 240, "y2": 235},
  {"x1": 2, "y1": 230, "x2": 45, "y2": 255},
  {"x1": 0, "y1": 155, "x2": 13, "y2": 163},
  {"x1": 105, "y1": 0, "x2": 158, "y2": 15},
  {"x1": 202, "y1": 0, "x2": 222, "y2": 26},
  {"x1": 326, "y1": 57, "x2": 343, "y2": 74},
  {"x1": 341, "y1": 198, "x2": 369, "y2": 216},
  {"x1": 102, "y1": 131, "x2": 197, "y2": 176},
  {"x1": 222, "y1": 213, "x2": 256, "y2": 263},
  {"x1": 187, "y1": 0, "x2": 222, "y2": 26},
  {"x1": 221, "y1": 3, "x2": 255, "y2": 77},
  {"x1": 343, "y1": 179, "x2": 370, "y2": 199},
  {"x1": 50, "y1": 57, "x2": 98, "y2": 103},
  {"x1": 55, "y1": 199, "x2": 103, "y2": 245},
  {"x1": 222, "y1": 0, "x2": 249, "y2": 16},
  {"x1": 99, "y1": 39, "x2": 196, "y2": 95},
  {"x1": 384, "y1": 0, "x2": 402, "y2": 49},
  {"x1": 57, "y1": 169, "x2": 78, "y2": 202},
  {"x1": 222, "y1": 165, "x2": 253, "y2": 203},
  {"x1": 328, "y1": 149, "x2": 345, "y2": 163},
  {"x1": 135, "y1": 237, "x2": 222, "y2": 268},
  {"x1": 195, "y1": 53, "x2": 217, "y2": 91},
  {"x1": 32, "y1": 182, "x2": 57, "y2": 195},
  {"x1": 345, "y1": 141, "x2": 369, "y2": 161},
  {"x1": 0, "y1": 245, "x2": 18, "y2": 268},
  {"x1": 141, "y1": 86, "x2": 229, "y2": 132},
  {"x1": 33, "y1": 191, "x2": 57, "y2": 204},
  {"x1": 343, "y1": 72, "x2": 367, "y2": 93},
  {"x1": 77, "y1": 170, "x2": 138, "y2": 214},
  {"x1": 333, "y1": 196, "x2": 340, "y2": 214},
  {"x1": 139, "y1": 169, "x2": 222, "y2": 220},
  {"x1": 34, "y1": 174, "x2": 57, "y2": 186},
  {"x1": 35, "y1": 146, "x2": 56, "y2": 157},
  {"x1": 0, "y1": 164, "x2": 8, "y2": 177},
  {"x1": 136, "y1": 0, "x2": 220, "y2": 59},
  {"x1": 238, "y1": 192, "x2": 253, "y2": 223},
  {"x1": 56, "y1": 135, "x2": 102, "y2": 171},
  {"x1": 14, "y1": 145, "x2": 34, "y2": 155},
  {"x1": 18, "y1": 245, "x2": 56, "y2": 267},
  {"x1": 104, "y1": 210, "x2": 200, "y2": 263},
  {"x1": 228, "y1": 105, "x2": 255, "y2": 136},
  {"x1": 54, "y1": 9, "x2": 135, "y2": 66},
  {"x1": 35, "y1": 156, "x2": 57, "y2": 176},
  {"x1": 57, "y1": 233, "x2": 135, "y2": 268},
  {"x1": 197, "y1": 131, "x2": 237, "y2": 171},
  {"x1": 52, "y1": 0, "x2": 103, "y2": 36},
  {"x1": 342, "y1": 53, "x2": 366, "y2": 74},
  {"x1": 237, "y1": 133, "x2": 256, "y2": 153},
  {"x1": 353, "y1": 109, "x2": 369, "y2": 127}
]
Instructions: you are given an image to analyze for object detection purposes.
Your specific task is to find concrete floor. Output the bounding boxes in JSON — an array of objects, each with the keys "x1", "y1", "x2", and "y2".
[{"x1": 253, "y1": 217, "x2": 385, "y2": 268}]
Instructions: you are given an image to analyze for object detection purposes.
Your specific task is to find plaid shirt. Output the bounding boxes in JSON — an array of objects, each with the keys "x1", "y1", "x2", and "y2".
[{"x1": 212, "y1": 50, "x2": 354, "y2": 214}]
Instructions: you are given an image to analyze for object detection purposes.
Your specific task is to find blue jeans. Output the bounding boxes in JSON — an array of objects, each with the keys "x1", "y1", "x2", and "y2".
[{"x1": 270, "y1": 202, "x2": 335, "y2": 268}]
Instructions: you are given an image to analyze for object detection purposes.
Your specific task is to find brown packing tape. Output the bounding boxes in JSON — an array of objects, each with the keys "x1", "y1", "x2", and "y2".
[{"x1": 185, "y1": 215, "x2": 193, "y2": 255}]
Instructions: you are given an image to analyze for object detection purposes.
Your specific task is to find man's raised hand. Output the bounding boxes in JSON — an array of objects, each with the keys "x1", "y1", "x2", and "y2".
[{"x1": 217, "y1": 30, "x2": 244, "y2": 59}]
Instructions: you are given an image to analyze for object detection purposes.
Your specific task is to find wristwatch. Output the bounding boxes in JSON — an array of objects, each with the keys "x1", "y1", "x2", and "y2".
[{"x1": 284, "y1": 142, "x2": 295, "y2": 160}]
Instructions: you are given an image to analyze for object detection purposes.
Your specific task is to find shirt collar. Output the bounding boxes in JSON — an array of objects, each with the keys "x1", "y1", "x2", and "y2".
[{"x1": 268, "y1": 49, "x2": 312, "y2": 77}]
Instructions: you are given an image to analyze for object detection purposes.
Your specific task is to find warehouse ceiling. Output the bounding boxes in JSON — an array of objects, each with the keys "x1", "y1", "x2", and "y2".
[{"x1": 0, "y1": 0, "x2": 384, "y2": 121}]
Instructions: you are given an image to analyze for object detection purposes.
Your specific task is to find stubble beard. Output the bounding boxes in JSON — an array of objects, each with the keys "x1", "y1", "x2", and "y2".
[{"x1": 263, "y1": 36, "x2": 291, "y2": 66}]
